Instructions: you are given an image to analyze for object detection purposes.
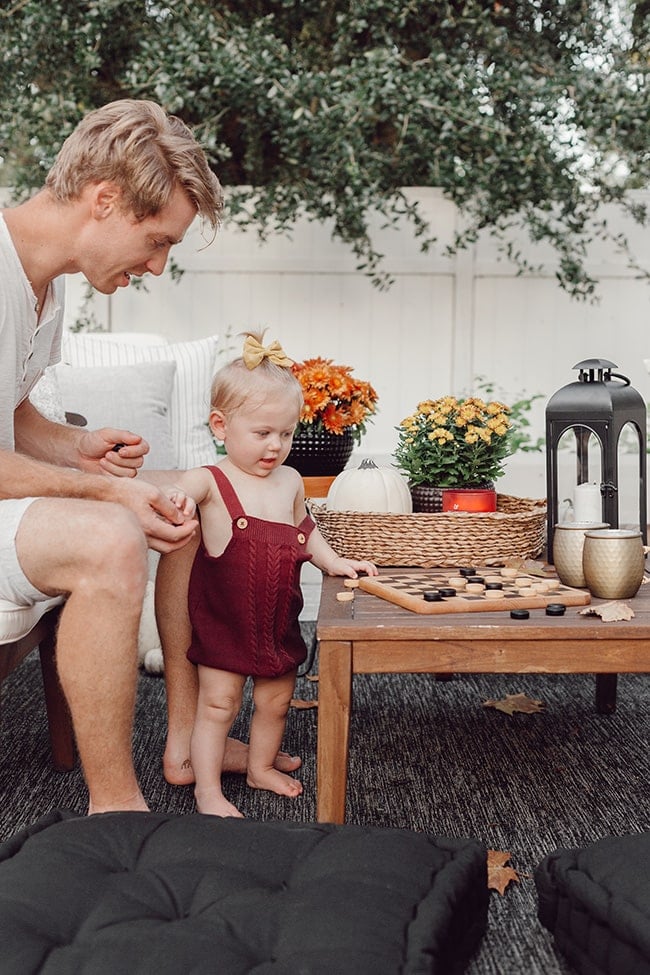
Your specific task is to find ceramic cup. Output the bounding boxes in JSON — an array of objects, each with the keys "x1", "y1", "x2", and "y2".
[
  {"x1": 552, "y1": 522, "x2": 609, "y2": 588},
  {"x1": 582, "y1": 529, "x2": 646, "y2": 599}
]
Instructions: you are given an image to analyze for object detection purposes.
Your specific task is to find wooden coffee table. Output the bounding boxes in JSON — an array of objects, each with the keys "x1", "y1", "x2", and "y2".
[{"x1": 315, "y1": 569, "x2": 650, "y2": 823}]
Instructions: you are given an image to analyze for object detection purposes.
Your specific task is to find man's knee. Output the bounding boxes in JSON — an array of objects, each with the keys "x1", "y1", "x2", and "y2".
[
  {"x1": 83, "y1": 505, "x2": 148, "y2": 589},
  {"x1": 52, "y1": 504, "x2": 149, "y2": 611},
  {"x1": 16, "y1": 498, "x2": 147, "y2": 601}
]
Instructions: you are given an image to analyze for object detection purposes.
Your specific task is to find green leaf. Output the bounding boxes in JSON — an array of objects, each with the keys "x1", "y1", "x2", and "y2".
[{"x1": 1, "y1": 0, "x2": 648, "y2": 298}]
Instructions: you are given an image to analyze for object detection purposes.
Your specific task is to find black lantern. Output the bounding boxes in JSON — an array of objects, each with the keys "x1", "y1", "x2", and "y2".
[{"x1": 545, "y1": 358, "x2": 647, "y2": 563}]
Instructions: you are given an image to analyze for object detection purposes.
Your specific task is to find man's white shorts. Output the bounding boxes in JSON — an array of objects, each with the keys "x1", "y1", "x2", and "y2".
[{"x1": 0, "y1": 498, "x2": 49, "y2": 604}]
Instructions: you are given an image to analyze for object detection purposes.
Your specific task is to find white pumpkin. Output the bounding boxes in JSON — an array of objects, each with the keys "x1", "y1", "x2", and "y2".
[{"x1": 326, "y1": 459, "x2": 413, "y2": 513}]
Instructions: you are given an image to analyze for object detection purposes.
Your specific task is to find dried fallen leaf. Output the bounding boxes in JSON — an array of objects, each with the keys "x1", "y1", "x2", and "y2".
[
  {"x1": 520, "y1": 559, "x2": 551, "y2": 578},
  {"x1": 503, "y1": 557, "x2": 525, "y2": 570},
  {"x1": 578, "y1": 601, "x2": 635, "y2": 622},
  {"x1": 487, "y1": 850, "x2": 521, "y2": 895},
  {"x1": 483, "y1": 692, "x2": 545, "y2": 715},
  {"x1": 290, "y1": 698, "x2": 318, "y2": 710},
  {"x1": 503, "y1": 557, "x2": 552, "y2": 579}
]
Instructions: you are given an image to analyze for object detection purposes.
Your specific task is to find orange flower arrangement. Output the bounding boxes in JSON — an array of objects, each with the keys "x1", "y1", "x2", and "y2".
[{"x1": 292, "y1": 357, "x2": 378, "y2": 445}]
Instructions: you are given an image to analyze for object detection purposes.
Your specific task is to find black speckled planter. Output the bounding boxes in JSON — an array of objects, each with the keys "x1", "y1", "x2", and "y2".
[{"x1": 286, "y1": 428, "x2": 354, "y2": 476}]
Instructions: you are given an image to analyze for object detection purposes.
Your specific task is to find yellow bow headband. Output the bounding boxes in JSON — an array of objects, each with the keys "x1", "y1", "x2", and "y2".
[{"x1": 242, "y1": 335, "x2": 294, "y2": 371}]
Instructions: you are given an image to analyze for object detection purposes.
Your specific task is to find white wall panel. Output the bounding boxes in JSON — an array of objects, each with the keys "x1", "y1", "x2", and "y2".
[{"x1": 61, "y1": 189, "x2": 649, "y2": 488}]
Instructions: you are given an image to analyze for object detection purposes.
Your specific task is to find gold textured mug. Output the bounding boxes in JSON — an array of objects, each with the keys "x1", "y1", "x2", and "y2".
[
  {"x1": 582, "y1": 529, "x2": 646, "y2": 599},
  {"x1": 552, "y1": 522, "x2": 609, "y2": 588}
]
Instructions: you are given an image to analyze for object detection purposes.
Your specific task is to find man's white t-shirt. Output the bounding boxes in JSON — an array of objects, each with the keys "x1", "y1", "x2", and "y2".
[{"x1": 0, "y1": 212, "x2": 64, "y2": 450}]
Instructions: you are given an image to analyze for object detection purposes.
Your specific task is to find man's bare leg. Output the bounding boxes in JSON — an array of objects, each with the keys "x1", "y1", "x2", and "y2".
[
  {"x1": 156, "y1": 540, "x2": 199, "y2": 784},
  {"x1": 156, "y1": 542, "x2": 301, "y2": 784},
  {"x1": 17, "y1": 499, "x2": 150, "y2": 814}
]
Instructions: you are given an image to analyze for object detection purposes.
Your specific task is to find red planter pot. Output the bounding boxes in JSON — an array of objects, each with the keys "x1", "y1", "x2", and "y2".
[{"x1": 442, "y1": 487, "x2": 497, "y2": 513}]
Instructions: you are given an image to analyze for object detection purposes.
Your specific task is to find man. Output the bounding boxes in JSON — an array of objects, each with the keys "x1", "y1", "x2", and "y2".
[{"x1": 0, "y1": 99, "x2": 223, "y2": 813}]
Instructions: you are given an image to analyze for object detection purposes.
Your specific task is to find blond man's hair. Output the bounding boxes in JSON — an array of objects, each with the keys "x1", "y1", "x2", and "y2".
[
  {"x1": 211, "y1": 332, "x2": 303, "y2": 418},
  {"x1": 46, "y1": 99, "x2": 224, "y2": 228}
]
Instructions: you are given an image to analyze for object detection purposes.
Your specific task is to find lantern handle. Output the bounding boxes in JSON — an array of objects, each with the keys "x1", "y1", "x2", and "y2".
[
  {"x1": 609, "y1": 372, "x2": 631, "y2": 387},
  {"x1": 574, "y1": 358, "x2": 618, "y2": 382}
]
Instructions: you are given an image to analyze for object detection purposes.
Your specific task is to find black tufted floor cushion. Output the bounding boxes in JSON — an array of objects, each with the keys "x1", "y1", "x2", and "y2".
[
  {"x1": 0, "y1": 809, "x2": 488, "y2": 974},
  {"x1": 535, "y1": 832, "x2": 650, "y2": 975}
]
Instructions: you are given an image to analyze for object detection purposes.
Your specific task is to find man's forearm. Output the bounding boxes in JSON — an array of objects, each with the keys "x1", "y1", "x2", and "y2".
[
  {"x1": 13, "y1": 398, "x2": 85, "y2": 468},
  {"x1": 0, "y1": 447, "x2": 116, "y2": 502}
]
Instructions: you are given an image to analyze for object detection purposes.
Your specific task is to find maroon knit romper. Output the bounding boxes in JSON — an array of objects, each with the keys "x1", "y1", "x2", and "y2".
[{"x1": 186, "y1": 466, "x2": 315, "y2": 678}]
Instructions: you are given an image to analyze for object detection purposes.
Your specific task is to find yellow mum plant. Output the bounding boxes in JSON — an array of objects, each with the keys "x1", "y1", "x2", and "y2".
[{"x1": 394, "y1": 395, "x2": 513, "y2": 488}]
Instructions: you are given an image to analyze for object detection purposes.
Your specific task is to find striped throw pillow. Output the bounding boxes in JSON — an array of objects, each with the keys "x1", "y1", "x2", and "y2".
[{"x1": 60, "y1": 332, "x2": 220, "y2": 469}]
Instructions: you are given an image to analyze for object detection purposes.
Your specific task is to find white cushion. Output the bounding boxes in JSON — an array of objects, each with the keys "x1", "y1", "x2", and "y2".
[
  {"x1": 61, "y1": 332, "x2": 221, "y2": 469},
  {"x1": 0, "y1": 595, "x2": 63, "y2": 645},
  {"x1": 55, "y1": 360, "x2": 177, "y2": 471},
  {"x1": 29, "y1": 366, "x2": 67, "y2": 424},
  {"x1": 86, "y1": 332, "x2": 169, "y2": 348}
]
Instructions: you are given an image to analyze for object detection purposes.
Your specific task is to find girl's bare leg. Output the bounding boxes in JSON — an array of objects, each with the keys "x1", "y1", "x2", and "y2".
[
  {"x1": 191, "y1": 666, "x2": 245, "y2": 817},
  {"x1": 247, "y1": 671, "x2": 302, "y2": 798}
]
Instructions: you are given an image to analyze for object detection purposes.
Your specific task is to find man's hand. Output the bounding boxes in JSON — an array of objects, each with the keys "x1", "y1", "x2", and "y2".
[
  {"x1": 78, "y1": 428, "x2": 150, "y2": 477},
  {"x1": 111, "y1": 477, "x2": 199, "y2": 553}
]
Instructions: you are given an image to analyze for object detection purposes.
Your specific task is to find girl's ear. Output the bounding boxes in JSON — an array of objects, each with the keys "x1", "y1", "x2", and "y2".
[{"x1": 209, "y1": 409, "x2": 227, "y2": 441}]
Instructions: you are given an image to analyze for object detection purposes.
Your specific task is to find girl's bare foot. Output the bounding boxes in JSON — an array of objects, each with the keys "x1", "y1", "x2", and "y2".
[
  {"x1": 163, "y1": 739, "x2": 301, "y2": 784},
  {"x1": 247, "y1": 767, "x2": 303, "y2": 798},
  {"x1": 225, "y1": 740, "x2": 301, "y2": 775},
  {"x1": 194, "y1": 787, "x2": 244, "y2": 818}
]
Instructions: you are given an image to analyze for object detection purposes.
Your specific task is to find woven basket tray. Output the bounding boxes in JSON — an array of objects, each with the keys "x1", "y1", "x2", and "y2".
[{"x1": 309, "y1": 494, "x2": 547, "y2": 567}]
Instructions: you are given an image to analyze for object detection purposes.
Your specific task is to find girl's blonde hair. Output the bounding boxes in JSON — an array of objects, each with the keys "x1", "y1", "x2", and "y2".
[
  {"x1": 211, "y1": 332, "x2": 303, "y2": 417},
  {"x1": 46, "y1": 99, "x2": 224, "y2": 229}
]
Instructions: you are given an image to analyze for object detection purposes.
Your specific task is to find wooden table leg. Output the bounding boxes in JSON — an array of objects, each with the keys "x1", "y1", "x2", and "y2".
[
  {"x1": 317, "y1": 640, "x2": 353, "y2": 824},
  {"x1": 595, "y1": 673, "x2": 618, "y2": 715}
]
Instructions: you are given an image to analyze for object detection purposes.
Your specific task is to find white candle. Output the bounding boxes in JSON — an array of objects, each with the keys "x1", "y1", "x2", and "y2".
[{"x1": 573, "y1": 482, "x2": 602, "y2": 523}]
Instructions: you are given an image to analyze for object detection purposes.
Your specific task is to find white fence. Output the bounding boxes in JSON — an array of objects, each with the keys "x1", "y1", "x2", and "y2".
[{"x1": 65, "y1": 187, "x2": 650, "y2": 501}]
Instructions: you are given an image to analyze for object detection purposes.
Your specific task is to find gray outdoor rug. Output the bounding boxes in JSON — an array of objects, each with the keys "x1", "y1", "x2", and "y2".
[{"x1": 0, "y1": 622, "x2": 648, "y2": 975}]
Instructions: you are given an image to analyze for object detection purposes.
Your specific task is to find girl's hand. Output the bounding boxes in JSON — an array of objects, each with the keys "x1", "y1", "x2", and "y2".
[
  {"x1": 167, "y1": 487, "x2": 198, "y2": 519},
  {"x1": 328, "y1": 557, "x2": 378, "y2": 579}
]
